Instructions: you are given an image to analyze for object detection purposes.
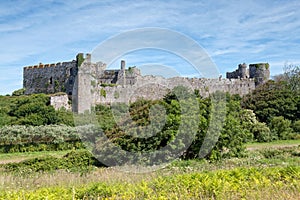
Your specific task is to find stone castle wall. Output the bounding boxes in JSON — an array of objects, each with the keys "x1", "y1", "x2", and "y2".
[
  {"x1": 91, "y1": 75, "x2": 255, "y2": 105},
  {"x1": 23, "y1": 61, "x2": 77, "y2": 95},
  {"x1": 50, "y1": 94, "x2": 71, "y2": 110},
  {"x1": 249, "y1": 63, "x2": 270, "y2": 86},
  {"x1": 226, "y1": 63, "x2": 249, "y2": 79},
  {"x1": 22, "y1": 53, "x2": 270, "y2": 113},
  {"x1": 227, "y1": 63, "x2": 270, "y2": 86}
]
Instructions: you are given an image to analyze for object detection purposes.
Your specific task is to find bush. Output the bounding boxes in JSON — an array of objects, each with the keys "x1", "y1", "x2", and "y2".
[
  {"x1": 252, "y1": 122, "x2": 271, "y2": 142},
  {"x1": 4, "y1": 150, "x2": 102, "y2": 173},
  {"x1": 0, "y1": 125, "x2": 85, "y2": 153},
  {"x1": 269, "y1": 116, "x2": 294, "y2": 140},
  {"x1": 292, "y1": 120, "x2": 300, "y2": 134},
  {"x1": 12, "y1": 88, "x2": 25, "y2": 96}
]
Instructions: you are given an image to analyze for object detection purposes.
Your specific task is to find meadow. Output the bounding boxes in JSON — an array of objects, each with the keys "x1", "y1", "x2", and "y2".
[
  {"x1": 0, "y1": 142, "x2": 299, "y2": 199},
  {"x1": 0, "y1": 70, "x2": 299, "y2": 199}
]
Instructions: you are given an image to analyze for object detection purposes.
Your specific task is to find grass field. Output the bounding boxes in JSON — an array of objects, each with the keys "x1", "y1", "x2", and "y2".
[
  {"x1": 0, "y1": 150, "x2": 71, "y2": 164},
  {"x1": 246, "y1": 139, "x2": 300, "y2": 150},
  {"x1": 0, "y1": 140, "x2": 299, "y2": 199}
]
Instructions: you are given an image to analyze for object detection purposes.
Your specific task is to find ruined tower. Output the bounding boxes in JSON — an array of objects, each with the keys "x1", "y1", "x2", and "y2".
[
  {"x1": 72, "y1": 54, "x2": 92, "y2": 113},
  {"x1": 226, "y1": 62, "x2": 270, "y2": 86},
  {"x1": 249, "y1": 63, "x2": 270, "y2": 86},
  {"x1": 119, "y1": 60, "x2": 126, "y2": 87}
]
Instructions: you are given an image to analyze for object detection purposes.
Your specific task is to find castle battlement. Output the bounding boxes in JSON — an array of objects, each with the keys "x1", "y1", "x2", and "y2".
[
  {"x1": 24, "y1": 60, "x2": 77, "y2": 70},
  {"x1": 22, "y1": 53, "x2": 270, "y2": 113}
]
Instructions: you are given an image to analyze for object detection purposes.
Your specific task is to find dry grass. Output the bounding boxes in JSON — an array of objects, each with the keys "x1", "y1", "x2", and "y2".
[{"x1": 0, "y1": 167, "x2": 158, "y2": 191}]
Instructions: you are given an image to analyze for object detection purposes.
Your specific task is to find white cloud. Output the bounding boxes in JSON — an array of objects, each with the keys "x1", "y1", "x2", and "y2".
[{"x1": 1, "y1": 0, "x2": 300, "y2": 94}]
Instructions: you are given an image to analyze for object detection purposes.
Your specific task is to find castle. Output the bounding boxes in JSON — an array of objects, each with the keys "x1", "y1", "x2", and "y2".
[{"x1": 23, "y1": 53, "x2": 270, "y2": 113}]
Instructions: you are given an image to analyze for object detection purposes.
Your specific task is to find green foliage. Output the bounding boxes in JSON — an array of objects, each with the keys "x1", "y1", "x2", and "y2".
[
  {"x1": 100, "y1": 88, "x2": 106, "y2": 97},
  {"x1": 1, "y1": 166, "x2": 300, "y2": 199},
  {"x1": 293, "y1": 120, "x2": 300, "y2": 134},
  {"x1": 8, "y1": 94, "x2": 59, "y2": 126},
  {"x1": 94, "y1": 104, "x2": 117, "y2": 131},
  {"x1": 128, "y1": 66, "x2": 135, "y2": 73},
  {"x1": 258, "y1": 147, "x2": 295, "y2": 159},
  {"x1": 4, "y1": 150, "x2": 102, "y2": 173},
  {"x1": 92, "y1": 90, "x2": 252, "y2": 164},
  {"x1": 0, "y1": 96, "x2": 16, "y2": 127},
  {"x1": 91, "y1": 80, "x2": 96, "y2": 87},
  {"x1": 242, "y1": 80, "x2": 299, "y2": 123},
  {"x1": 0, "y1": 142, "x2": 83, "y2": 153},
  {"x1": 283, "y1": 64, "x2": 300, "y2": 92},
  {"x1": 77, "y1": 53, "x2": 85, "y2": 67},
  {"x1": 251, "y1": 122, "x2": 271, "y2": 142},
  {"x1": 163, "y1": 85, "x2": 194, "y2": 103},
  {"x1": 11, "y1": 88, "x2": 25, "y2": 96},
  {"x1": 54, "y1": 80, "x2": 60, "y2": 92},
  {"x1": 100, "y1": 83, "x2": 117, "y2": 87},
  {"x1": 0, "y1": 94, "x2": 74, "y2": 127},
  {"x1": 0, "y1": 125, "x2": 85, "y2": 153},
  {"x1": 56, "y1": 108, "x2": 75, "y2": 126},
  {"x1": 269, "y1": 116, "x2": 294, "y2": 140}
]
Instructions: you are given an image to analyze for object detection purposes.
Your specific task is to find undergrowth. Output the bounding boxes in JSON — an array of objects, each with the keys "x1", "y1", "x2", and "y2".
[{"x1": 0, "y1": 166, "x2": 299, "y2": 199}]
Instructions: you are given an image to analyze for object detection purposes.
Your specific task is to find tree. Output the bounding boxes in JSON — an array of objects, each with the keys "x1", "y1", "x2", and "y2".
[
  {"x1": 12, "y1": 88, "x2": 26, "y2": 96},
  {"x1": 283, "y1": 64, "x2": 300, "y2": 93},
  {"x1": 292, "y1": 120, "x2": 300, "y2": 134},
  {"x1": 9, "y1": 94, "x2": 59, "y2": 126},
  {"x1": 252, "y1": 122, "x2": 271, "y2": 142},
  {"x1": 242, "y1": 80, "x2": 298, "y2": 123},
  {"x1": 269, "y1": 116, "x2": 294, "y2": 140}
]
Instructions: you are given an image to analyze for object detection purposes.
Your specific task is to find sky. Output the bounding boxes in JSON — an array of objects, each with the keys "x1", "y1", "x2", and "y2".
[{"x1": 1, "y1": 0, "x2": 300, "y2": 94}]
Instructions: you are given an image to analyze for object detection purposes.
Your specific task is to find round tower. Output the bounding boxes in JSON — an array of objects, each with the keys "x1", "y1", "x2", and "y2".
[
  {"x1": 238, "y1": 63, "x2": 248, "y2": 78},
  {"x1": 249, "y1": 63, "x2": 270, "y2": 86}
]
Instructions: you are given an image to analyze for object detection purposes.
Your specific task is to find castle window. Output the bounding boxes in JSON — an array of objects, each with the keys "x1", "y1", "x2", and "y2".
[
  {"x1": 70, "y1": 68, "x2": 73, "y2": 75},
  {"x1": 49, "y1": 77, "x2": 53, "y2": 84}
]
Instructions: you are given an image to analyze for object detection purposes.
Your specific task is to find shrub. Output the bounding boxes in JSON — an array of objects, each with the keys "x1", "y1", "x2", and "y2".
[
  {"x1": 4, "y1": 150, "x2": 102, "y2": 173},
  {"x1": 292, "y1": 120, "x2": 300, "y2": 134},
  {"x1": 12, "y1": 88, "x2": 25, "y2": 96},
  {"x1": 252, "y1": 122, "x2": 271, "y2": 142},
  {"x1": 269, "y1": 116, "x2": 294, "y2": 140},
  {"x1": 0, "y1": 125, "x2": 86, "y2": 153}
]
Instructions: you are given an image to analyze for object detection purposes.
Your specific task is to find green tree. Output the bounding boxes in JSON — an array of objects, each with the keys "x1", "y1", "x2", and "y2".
[
  {"x1": 252, "y1": 122, "x2": 271, "y2": 142},
  {"x1": 293, "y1": 120, "x2": 300, "y2": 134},
  {"x1": 269, "y1": 116, "x2": 294, "y2": 140},
  {"x1": 242, "y1": 80, "x2": 298, "y2": 123},
  {"x1": 12, "y1": 88, "x2": 25, "y2": 96},
  {"x1": 9, "y1": 94, "x2": 59, "y2": 126},
  {"x1": 283, "y1": 64, "x2": 300, "y2": 92}
]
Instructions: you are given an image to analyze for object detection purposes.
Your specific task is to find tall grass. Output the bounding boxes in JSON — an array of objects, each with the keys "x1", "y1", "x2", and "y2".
[{"x1": 0, "y1": 166, "x2": 299, "y2": 199}]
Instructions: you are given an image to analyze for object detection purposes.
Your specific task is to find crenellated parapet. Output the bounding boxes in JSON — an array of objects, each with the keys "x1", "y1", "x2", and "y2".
[
  {"x1": 23, "y1": 57, "x2": 80, "y2": 96},
  {"x1": 24, "y1": 60, "x2": 77, "y2": 71},
  {"x1": 22, "y1": 53, "x2": 270, "y2": 113}
]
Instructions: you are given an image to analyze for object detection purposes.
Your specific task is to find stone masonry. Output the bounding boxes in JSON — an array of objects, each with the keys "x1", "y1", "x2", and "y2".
[{"x1": 23, "y1": 53, "x2": 270, "y2": 113}]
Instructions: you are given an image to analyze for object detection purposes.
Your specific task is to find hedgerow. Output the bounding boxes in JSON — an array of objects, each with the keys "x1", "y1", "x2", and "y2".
[
  {"x1": 0, "y1": 125, "x2": 87, "y2": 153},
  {"x1": 4, "y1": 150, "x2": 102, "y2": 173}
]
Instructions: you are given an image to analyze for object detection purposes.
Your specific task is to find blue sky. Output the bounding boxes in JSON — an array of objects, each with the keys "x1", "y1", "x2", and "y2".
[{"x1": 1, "y1": 0, "x2": 300, "y2": 94}]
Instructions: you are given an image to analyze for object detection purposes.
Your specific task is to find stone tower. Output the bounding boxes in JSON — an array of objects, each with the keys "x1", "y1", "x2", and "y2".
[
  {"x1": 249, "y1": 63, "x2": 270, "y2": 86},
  {"x1": 72, "y1": 54, "x2": 92, "y2": 113},
  {"x1": 119, "y1": 60, "x2": 126, "y2": 87},
  {"x1": 238, "y1": 63, "x2": 249, "y2": 78}
]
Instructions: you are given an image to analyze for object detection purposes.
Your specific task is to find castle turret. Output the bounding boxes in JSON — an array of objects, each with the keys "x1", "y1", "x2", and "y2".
[
  {"x1": 238, "y1": 63, "x2": 249, "y2": 78},
  {"x1": 226, "y1": 63, "x2": 249, "y2": 79},
  {"x1": 249, "y1": 63, "x2": 270, "y2": 86},
  {"x1": 121, "y1": 60, "x2": 125, "y2": 71},
  {"x1": 120, "y1": 60, "x2": 126, "y2": 87}
]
